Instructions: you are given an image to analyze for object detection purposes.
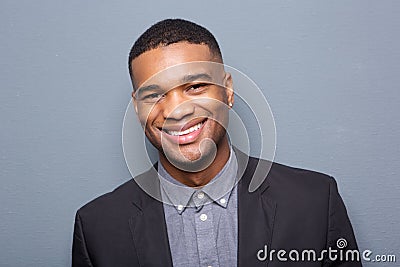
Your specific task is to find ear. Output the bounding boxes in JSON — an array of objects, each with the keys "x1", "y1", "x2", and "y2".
[
  {"x1": 224, "y1": 72, "x2": 234, "y2": 108},
  {"x1": 131, "y1": 91, "x2": 138, "y2": 114}
]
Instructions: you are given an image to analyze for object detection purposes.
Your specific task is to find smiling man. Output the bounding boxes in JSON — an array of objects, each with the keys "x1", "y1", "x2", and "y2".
[
  {"x1": 132, "y1": 47, "x2": 233, "y2": 181},
  {"x1": 72, "y1": 19, "x2": 362, "y2": 266}
]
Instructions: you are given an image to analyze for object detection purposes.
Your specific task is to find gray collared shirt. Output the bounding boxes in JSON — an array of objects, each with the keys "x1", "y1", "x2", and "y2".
[{"x1": 158, "y1": 149, "x2": 238, "y2": 267}]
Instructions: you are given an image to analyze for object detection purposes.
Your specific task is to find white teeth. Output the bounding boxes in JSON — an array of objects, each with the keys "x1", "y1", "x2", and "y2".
[{"x1": 165, "y1": 122, "x2": 203, "y2": 136}]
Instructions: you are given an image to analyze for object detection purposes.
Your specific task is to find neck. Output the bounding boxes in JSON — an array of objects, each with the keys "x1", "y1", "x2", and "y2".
[{"x1": 159, "y1": 135, "x2": 231, "y2": 187}]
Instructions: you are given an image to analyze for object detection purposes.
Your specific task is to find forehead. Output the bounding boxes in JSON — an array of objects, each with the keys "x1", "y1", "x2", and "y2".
[{"x1": 130, "y1": 42, "x2": 219, "y2": 89}]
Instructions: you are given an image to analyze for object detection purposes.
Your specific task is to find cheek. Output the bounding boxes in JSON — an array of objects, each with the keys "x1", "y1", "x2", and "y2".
[
  {"x1": 201, "y1": 102, "x2": 229, "y2": 130},
  {"x1": 203, "y1": 96, "x2": 229, "y2": 116},
  {"x1": 136, "y1": 112, "x2": 148, "y2": 129},
  {"x1": 203, "y1": 90, "x2": 228, "y2": 110},
  {"x1": 137, "y1": 105, "x2": 157, "y2": 126}
]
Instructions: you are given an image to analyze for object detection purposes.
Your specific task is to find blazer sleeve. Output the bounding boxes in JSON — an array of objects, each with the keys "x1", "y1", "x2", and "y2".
[
  {"x1": 72, "y1": 211, "x2": 94, "y2": 267},
  {"x1": 324, "y1": 177, "x2": 362, "y2": 267}
]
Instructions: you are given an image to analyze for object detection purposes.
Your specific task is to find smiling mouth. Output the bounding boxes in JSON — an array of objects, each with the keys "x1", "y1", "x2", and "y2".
[
  {"x1": 159, "y1": 118, "x2": 208, "y2": 145},
  {"x1": 163, "y1": 121, "x2": 205, "y2": 136}
]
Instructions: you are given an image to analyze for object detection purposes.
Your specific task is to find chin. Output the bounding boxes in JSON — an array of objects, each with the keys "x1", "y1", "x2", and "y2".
[{"x1": 162, "y1": 140, "x2": 217, "y2": 172}]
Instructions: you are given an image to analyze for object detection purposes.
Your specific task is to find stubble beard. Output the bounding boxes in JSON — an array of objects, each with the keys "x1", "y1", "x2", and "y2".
[{"x1": 148, "y1": 123, "x2": 226, "y2": 173}]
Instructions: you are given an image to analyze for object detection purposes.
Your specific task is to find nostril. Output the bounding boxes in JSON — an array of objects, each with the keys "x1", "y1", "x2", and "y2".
[{"x1": 163, "y1": 102, "x2": 196, "y2": 121}]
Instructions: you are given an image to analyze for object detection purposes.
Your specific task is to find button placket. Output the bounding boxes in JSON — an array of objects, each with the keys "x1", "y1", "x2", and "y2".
[{"x1": 195, "y1": 203, "x2": 218, "y2": 267}]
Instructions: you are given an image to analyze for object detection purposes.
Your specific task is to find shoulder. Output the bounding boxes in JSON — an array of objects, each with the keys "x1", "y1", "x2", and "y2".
[
  {"x1": 268, "y1": 160, "x2": 335, "y2": 188},
  {"x1": 76, "y1": 170, "x2": 152, "y2": 221},
  {"x1": 78, "y1": 179, "x2": 134, "y2": 211},
  {"x1": 247, "y1": 156, "x2": 337, "y2": 201},
  {"x1": 234, "y1": 147, "x2": 336, "y2": 194}
]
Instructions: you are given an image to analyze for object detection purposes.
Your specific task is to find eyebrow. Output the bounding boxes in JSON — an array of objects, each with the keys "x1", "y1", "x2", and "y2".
[
  {"x1": 135, "y1": 84, "x2": 161, "y2": 98},
  {"x1": 181, "y1": 73, "x2": 213, "y2": 83},
  {"x1": 135, "y1": 72, "x2": 213, "y2": 97}
]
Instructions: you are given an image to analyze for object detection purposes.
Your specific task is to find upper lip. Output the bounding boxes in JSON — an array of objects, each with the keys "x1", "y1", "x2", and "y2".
[{"x1": 160, "y1": 117, "x2": 207, "y2": 132}]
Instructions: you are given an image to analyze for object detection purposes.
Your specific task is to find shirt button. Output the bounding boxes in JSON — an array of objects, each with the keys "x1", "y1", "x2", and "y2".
[
  {"x1": 197, "y1": 192, "x2": 204, "y2": 199},
  {"x1": 200, "y1": 213, "x2": 208, "y2": 221},
  {"x1": 177, "y1": 205, "x2": 183, "y2": 211},
  {"x1": 220, "y1": 198, "x2": 226, "y2": 204}
]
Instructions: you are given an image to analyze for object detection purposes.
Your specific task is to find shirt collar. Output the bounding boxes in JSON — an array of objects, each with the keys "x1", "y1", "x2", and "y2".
[{"x1": 158, "y1": 147, "x2": 238, "y2": 214}]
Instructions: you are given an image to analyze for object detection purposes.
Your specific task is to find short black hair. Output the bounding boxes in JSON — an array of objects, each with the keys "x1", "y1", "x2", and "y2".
[{"x1": 128, "y1": 18, "x2": 222, "y2": 80}]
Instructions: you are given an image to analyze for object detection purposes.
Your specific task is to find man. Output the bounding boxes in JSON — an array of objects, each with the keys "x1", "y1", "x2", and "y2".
[{"x1": 72, "y1": 19, "x2": 362, "y2": 266}]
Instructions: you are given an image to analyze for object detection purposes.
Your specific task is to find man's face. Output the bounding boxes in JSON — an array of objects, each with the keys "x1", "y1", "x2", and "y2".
[{"x1": 130, "y1": 42, "x2": 234, "y2": 171}]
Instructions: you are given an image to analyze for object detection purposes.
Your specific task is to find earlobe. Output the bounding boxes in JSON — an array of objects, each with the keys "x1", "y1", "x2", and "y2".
[
  {"x1": 224, "y1": 72, "x2": 234, "y2": 108},
  {"x1": 131, "y1": 91, "x2": 138, "y2": 114}
]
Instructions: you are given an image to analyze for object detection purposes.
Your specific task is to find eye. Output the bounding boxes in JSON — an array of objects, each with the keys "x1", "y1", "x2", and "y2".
[
  {"x1": 139, "y1": 92, "x2": 166, "y2": 103},
  {"x1": 143, "y1": 93, "x2": 163, "y2": 100},
  {"x1": 187, "y1": 83, "x2": 209, "y2": 93}
]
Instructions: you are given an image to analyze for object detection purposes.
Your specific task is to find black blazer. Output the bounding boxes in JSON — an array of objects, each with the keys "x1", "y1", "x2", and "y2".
[{"x1": 72, "y1": 149, "x2": 362, "y2": 266}]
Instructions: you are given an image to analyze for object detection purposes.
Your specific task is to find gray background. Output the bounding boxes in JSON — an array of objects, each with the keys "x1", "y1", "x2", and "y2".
[{"x1": 1, "y1": 0, "x2": 399, "y2": 266}]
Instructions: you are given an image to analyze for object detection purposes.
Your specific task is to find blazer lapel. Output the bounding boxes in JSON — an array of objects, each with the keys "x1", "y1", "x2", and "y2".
[
  {"x1": 236, "y1": 149, "x2": 277, "y2": 267},
  {"x1": 128, "y1": 165, "x2": 173, "y2": 267}
]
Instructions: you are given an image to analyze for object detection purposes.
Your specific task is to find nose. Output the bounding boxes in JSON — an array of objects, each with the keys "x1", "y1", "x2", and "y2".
[{"x1": 161, "y1": 89, "x2": 195, "y2": 121}]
